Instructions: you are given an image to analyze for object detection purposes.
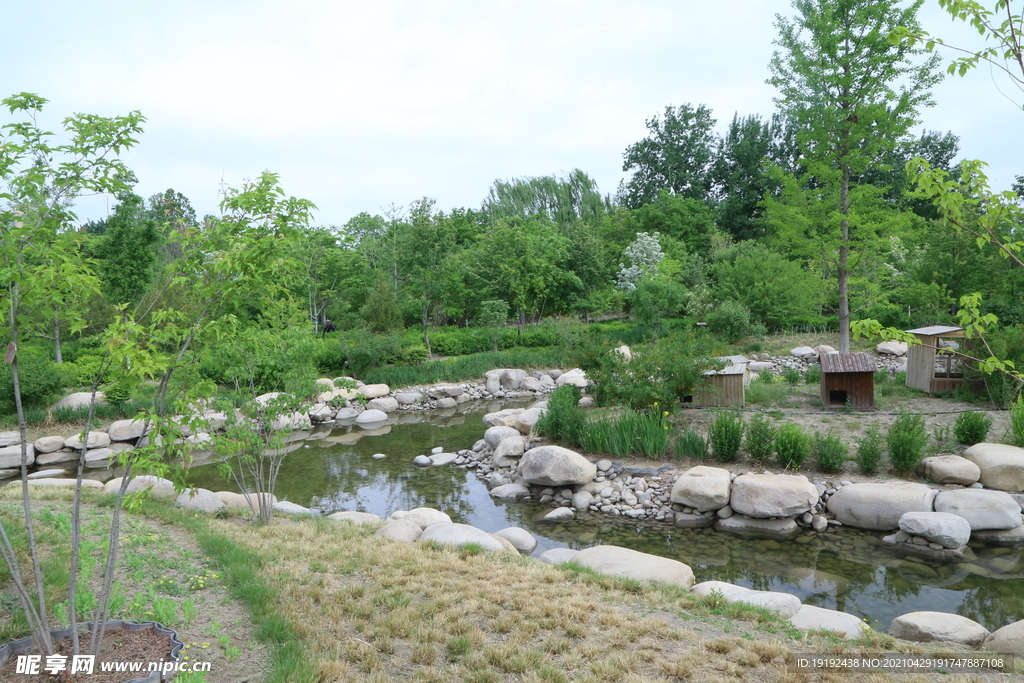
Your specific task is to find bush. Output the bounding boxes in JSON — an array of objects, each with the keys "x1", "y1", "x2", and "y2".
[
  {"x1": 804, "y1": 365, "x2": 821, "y2": 384},
  {"x1": 707, "y1": 300, "x2": 751, "y2": 344},
  {"x1": 537, "y1": 385, "x2": 585, "y2": 446},
  {"x1": 951, "y1": 411, "x2": 990, "y2": 446},
  {"x1": 855, "y1": 428, "x2": 884, "y2": 474},
  {"x1": 709, "y1": 410, "x2": 744, "y2": 463},
  {"x1": 0, "y1": 353, "x2": 66, "y2": 410},
  {"x1": 675, "y1": 428, "x2": 707, "y2": 460},
  {"x1": 400, "y1": 345, "x2": 429, "y2": 364},
  {"x1": 775, "y1": 423, "x2": 809, "y2": 470},
  {"x1": 757, "y1": 369, "x2": 774, "y2": 384},
  {"x1": 813, "y1": 431, "x2": 848, "y2": 473},
  {"x1": 887, "y1": 411, "x2": 928, "y2": 474},
  {"x1": 782, "y1": 367, "x2": 801, "y2": 386},
  {"x1": 1010, "y1": 396, "x2": 1024, "y2": 448},
  {"x1": 744, "y1": 413, "x2": 776, "y2": 463}
]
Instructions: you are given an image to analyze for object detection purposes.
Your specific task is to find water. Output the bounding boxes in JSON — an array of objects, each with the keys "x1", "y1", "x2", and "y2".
[{"x1": 185, "y1": 403, "x2": 1024, "y2": 633}]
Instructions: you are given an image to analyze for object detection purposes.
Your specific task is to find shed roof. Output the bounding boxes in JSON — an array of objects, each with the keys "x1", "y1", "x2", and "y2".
[
  {"x1": 703, "y1": 357, "x2": 748, "y2": 376},
  {"x1": 905, "y1": 325, "x2": 963, "y2": 336},
  {"x1": 821, "y1": 352, "x2": 877, "y2": 374}
]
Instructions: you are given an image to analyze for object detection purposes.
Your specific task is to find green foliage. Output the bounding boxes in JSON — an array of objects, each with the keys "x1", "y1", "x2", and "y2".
[
  {"x1": 477, "y1": 300, "x2": 509, "y2": 352},
  {"x1": 363, "y1": 347, "x2": 568, "y2": 387},
  {"x1": 804, "y1": 364, "x2": 821, "y2": 384},
  {"x1": 629, "y1": 278, "x2": 688, "y2": 336},
  {"x1": 708, "y1": 410, "x2": 744, "y2": 463},
  {"x1": 782, "y1": 367, "x2": 801, "y2": 386},
  {"x1": 674, "y1": 428, "x2": 708, "y2": 460},
  {"x1": 855, "y1": 428, "x2": 884, "y2": 475},
  {"x1": 953, "y1": 411, "x2": 993, "y2": 446},
  {"x1": 1010, "y1": 396, "x2": 1024, "y2": 448},
  {"x1": 813, "y1": 431, "x2": 848, "y2": 473},
  {"x1": 744, "y1": 413, "x2": 777, "y2": 463},
  {"x1": 360, "y1": 279, "x2": 404, "y2": 333},
  {"x1": 712, "y1": 242, "x2": 821, "y2": 328},
  {"x1": 775, "y1": 423, "x2": 810, "y2": 470},
  {"x1": 579, "y1": 409, "x2": 670, "y2": 459},
  {"x1": 97, "y1": 191, "x2": 162, "y2": 304},
  {"x1": 707, "y1": 300, "x2": 750, "y2": 343},
  {"x1": 887, "y1": 411, "x2": 928, "y2": 473},
  {"x1": 0, "y1": 352, "x2": 65, "y2": 410},
  {"x1": 537, "y1": 385, "x2": 585, "y2": 446}
]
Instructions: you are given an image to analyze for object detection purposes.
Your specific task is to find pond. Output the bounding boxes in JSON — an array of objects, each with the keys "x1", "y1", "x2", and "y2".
[{"x1": 185, "y1": 401, "x2": 1024, "y2": 634}]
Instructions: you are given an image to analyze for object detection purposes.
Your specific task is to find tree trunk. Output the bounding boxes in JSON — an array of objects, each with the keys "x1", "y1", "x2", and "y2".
[
  {"x1": 422, "y1": 303, "x2": 432, "y2": 356},
  {"x1": 53, "y1": 312, "x2": 62, "y2": 364},
  {"x1": 838, "y1": 164, "x2": 851, "y2": 353}
]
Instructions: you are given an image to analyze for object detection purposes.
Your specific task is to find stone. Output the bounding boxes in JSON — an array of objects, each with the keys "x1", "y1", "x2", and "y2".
[
  {"x1": 270, "y1": 499, "x2": 309, "y2": 514},
  {"x1": 374, "y1": 519, "x2": 422, "y2": 542},
  {"x1": 64, "y1": 432, "x2": 110, "y2": 450},
  {"x1": 522, "y1": 377, "x2": 543, "y2": 392},
  {"x1": 419, "y1": 522, "x2": 505, "y2": 552},
  {"x1": 50, "y1": 392, "x2": 106, "y2": 410},
  {"x1": 670, "y1": 466, "x2": 732, "y2": 512},
  {"x1": 898, "y1": 511, "x2": 972, "y2": 549},
  {"x1": 573, "y1": 545, "x2": 694, "y2": 589},
  {"x1": 0, "y1": 431, "x2": 19, "y2": 447},
  {"x1": 982, "y1": 619, "x2": 1024, "y2": 656},
  {"x1": 483, "y1": 408, "x2": 523, "y2": 427},
  {"x1": 493, "y1": 435, "x2": 526, "y2": 466},
  {"x1": 674, "y1": 512, "x2": 716, "y2": 528},
  {"x1": 270, "y1": 412, "x2": 311, "y2": 431},
  {"x1": 84, "y1": 448, "x2": 114, "y2": 467},
  {"x1": 971, "y1": 526, "x2": 1024, "y2": 546},
  {"x1": 175, "y1": 488, "x2": 225, "y2": 513},
  {"x1": 33, "y1": 436, "x2": 66, "y2": 454},
  {"x1": 436, "y1": 397, "x2": 457, "y2": 409},
  {"x1": 308, "y1": 404, "x2": 336, "y2": 421},
  {"x1": 518, "y1": 446, "x2": 597, "y2": 486},
  {"x1": 395, "y1": 392, "x2": 423, "y2": 405},
  {"x1": 315, "y1": 377, "x2": 335, "y2": 390},
  {"x1": 489, "y1": 483, "x2": 530, "y2": 500},
  {"x1": 934, "y1": 489, "x2": 1023, "y2": 530},
  {"x1": 488, "y1": 534, "x2": 519, "y2": 553},
  {"x1": 691, "y1": 581, "x2": 801, "y2": 618},
  {"x1": 538, "y1": 548, "x2": 578, "y2": 565},
  {"x1": 389, "y1": 508, "x2": 452, "y2": 529},
  {"x1": 28, "y1": 478, "x2": 102, "y2": 489},
  {"x1": 500, "y1": 369, "x2": 527, "y2": 390},
  {"x1": 329, "y1": 510, "x2": 382, "y2": 525},
  {"x1": 876, "y1": 341, "x2": 909, "y2": 356},
  {"x1": 613, "y1": 345, "x2": 632, "y2": 362},
  {"x1": 715, "y1": 515, "x2": 799, "y2": 540},
  {"x1": 789, "y1": 604, "x2": 869, "y2": 638},
  {"x1": 34, "y1": 450, "x2": 77, "y2": 465},
  {"x1": 372, "y1": 453, "x2": 386, "y2": 460},
  {"x1": 889, "y1": 612, "x2": 989, "y2": 646},
  {"x1": 253, "y1": 391, "x2": 287, "y2": 406},
  {"x1": 355, "y1": 409, "x2": 389, "y2": 425},
  {"x1": 365, "y1": 397, "x2": 399, "y2": 412},
  {"x1": 513, "y1": 405, "x2": 546, "y2": 434},
  {"x1": 962, "y1": 443, "x2": 1024, "y2": 492},
  {"x1": 334, "y1": 408, "x2": 360, "y2": 422},
  {"x1": 920, "y1": 455, "x2": 981, "y2": 486},
  {"x1": 107, "y1": 419, "x2": 148, "y2": 442},
  {"x1": 577, "y1": 396, "x2": 594, "y2": 407},
  {"x1": 826, "y1": 482, "x2": 936, "y2": 530},
  {"x1": 493, "y1": 527, "x2": 537, "y2": 554},
  {"x1": 571, "y1": 491, "x2": 593, "y2": 509},
  {"x1": 358, "y1": 384, "x2": 391, "y2": 399},
  {"x1": 484, "y1": 426, "x2": 520, "y2": 449},
  {"x1": 790, "y1": 346, "x2": 815, "y2": 358},
  {"x1": 814, "y1": 344, "x2": 837, "y2": 356},
  {"x1": 27, "y1": 468, "x2": 66, "y2": 479},
  {"x1": 0, "y1": 444, "x2": 35, "y2": 469},
  {"x1": 543, "y1": 507, "x2": 575, "y2": 521},
  {"x1": 429, "y1": 452, "x2": 458, "y2": 466},
  {"x1": 729, "y1": 473, "x2": 818, "y2": 519},
  {"x1": 413, "y1": 455, "x2": 431, "y2": 466},
  {"x1": 748, "y1": 361, "x2": 774, "y2": 372}
]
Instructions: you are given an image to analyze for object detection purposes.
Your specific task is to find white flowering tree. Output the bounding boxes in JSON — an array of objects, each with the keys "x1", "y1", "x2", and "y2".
[{"x1": 615, "y1": 231, "x2": 664, "y2": 290}]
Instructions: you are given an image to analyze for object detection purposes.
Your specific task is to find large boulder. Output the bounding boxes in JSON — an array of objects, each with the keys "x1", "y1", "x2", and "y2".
[
  {"x1": 789, "y1": 605, "x2": 869, "y2": 638},
  {"x1": 365, "y1": 397, "x2": 399, "y2": 413},
  {"x1": 919, "y1": 455, "x2": 981, "y2": 486},
  {"x1": 354, "y1": 409, "x2": 389, "y2": 425},
  {"x1": 33, "y1": 436, "x2": 66, "y2": 454},
  {"x1": 729, "y1": 473, "x2": 818, "y2": 519},
  {"x1": 555, "y1": 368, "x2": 588, "y2": 388},
  {"x1": 933, "y1": 489, "x2": 1023, "y2": 530},
  {"x1": 513, "y1": 404, "x2": 546, "y2": 435},
  {"x1": 493, "y1": 435, "x2": 526, "y2": 467},
  {"x1": 962, "y1": 443, "x2": 1024, "y2": 492},
  {"x1": 489, "y1": 483, "x2": 530, "y2": 500},
  {"x1": 790, "y1": 346, "x2": 815, "y2": 358},
  {"x1": 971, "y1": 526, "x2": 1024, "y2": 546},
  {"x1": 483, "y1": 408, "x2": 523, "y2": 428},
  {"x1": 107, "y1": 419, "x2": 148, "y2": 442},
  {"x1": 670, "y1": 466, "x2": 732, "y2": 512},
  {"x1": 889, "y1": 612, "x2": 989, "y2": 646},
  {"x1": 982, "y1": 619, "x2": 1024, "y2": 656},
  {"x1": 419, "y1": 522, "x2": 506, "y2": 552},
  {"x1": 876, "y1": 341, "x2": 909, "y2": 356},
  {"x1": 538, "y1": 548, "x2": 578, "y2": 565},
  {"x1": 175, "y1": 488, "x2": 225, "y2": 513},
  {"x1": 573, "y1": 545, "x2": 694, "y2": 589},
  {"x1": 485, "y1": 425, "x2": 520, "y2": 449},
  {"x1": 0, "y1": 444, "x2": 35, "y2": 469},
  {"x1": 898, "y1": 511, "x2": 971, "y2": 549},
  {"x1": 389, "y1": 508, "x2": 452, "y2": 529},
  {"x1": 827, "y1": 482, "x2": 936, "y2": 531},
  {"x1": 691, "y1": 581, "x2": 801, "y2": 618},
  {"x1": 518, "y1": 446, "x2": 596, "y2": 486},
  {"x1": 374, "y1": 519, "x2": 423, "y2": 543},
  {"x1": 484, "y1": 369, "x2": 507, "y2": 394},
  {"x1": 64, "y1": 431, "x2": 110, "y2": 450},
  {"x1": 358, "y1": 384, "x2": 391, "y2": 399},
  {"x1": 500, "y1": 369, "x2": 527, "y2": 391},
  {"x1": 395, "y1": 392, "x2": 423, "y2": 405}
]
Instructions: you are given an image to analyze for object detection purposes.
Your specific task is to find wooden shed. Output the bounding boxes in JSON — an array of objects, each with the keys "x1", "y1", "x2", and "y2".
[
  {"x1": 690, "y1": 356, "x2": 750, "y2": 407},
  {"x1": 820, "y1": 353, "x2": 876, "y2": 410},
  {"x1": 904, "y1": 325, "x2": 981, "y2": 394}
]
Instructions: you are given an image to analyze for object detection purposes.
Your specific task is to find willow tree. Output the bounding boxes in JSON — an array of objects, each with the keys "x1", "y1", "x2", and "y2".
[{"x1": 768, "y1": 0, "x2": 940, "y2": 351}]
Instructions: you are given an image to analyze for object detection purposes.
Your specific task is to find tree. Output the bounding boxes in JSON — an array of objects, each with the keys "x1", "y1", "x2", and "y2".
[
  {"x1": 618, "y1": 103, "x2": 717, "y2": 208},
  {"x1": 483, "y1": 169, "x2": 609, "y2": 225},
  {"x1": 615, "y1": 232, "x2": 664, "y2": 290},
  {"x1": 98, "y1": 191, "x2": 162, "y2": 305},
  {"x1": 397, "y1": 198, "x2": 457, "y2": 354},
  {"x1": 768, "y1": 0, "x2": 941, "y2": 352}
]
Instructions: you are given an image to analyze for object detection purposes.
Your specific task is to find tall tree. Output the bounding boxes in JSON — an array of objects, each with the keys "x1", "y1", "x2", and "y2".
[
  {"x1": 768, "y1": 0, "x2": 941, "y2": 351},
  {"x1": 98, "y1": 191, "x2": 162, "y2": 305},
  {"x1": 483, "y1": 169, "x2": 609, "y2": 225},
  {"x1": 397, "y1": 198, "x2": 458, "y2": 354},
  {"x1": 618, "y1": 103, "x2": 717, "y2": 209}
]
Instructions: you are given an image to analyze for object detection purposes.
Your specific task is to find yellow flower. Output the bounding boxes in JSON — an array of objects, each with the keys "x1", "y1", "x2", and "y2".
[{"x1": 663, "y1": 411, "x2": 669, "y2": 416}]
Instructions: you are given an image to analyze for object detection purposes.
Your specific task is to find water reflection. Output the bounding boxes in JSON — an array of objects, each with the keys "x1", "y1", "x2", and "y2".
[{"x1": 184, "y1": 403, "x2": 1024, "y2": 632}]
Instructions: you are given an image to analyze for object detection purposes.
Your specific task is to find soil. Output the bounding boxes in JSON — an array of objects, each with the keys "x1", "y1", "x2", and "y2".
[{"x1": 1, "y1": 625, "x2": 174, "y2": 683}]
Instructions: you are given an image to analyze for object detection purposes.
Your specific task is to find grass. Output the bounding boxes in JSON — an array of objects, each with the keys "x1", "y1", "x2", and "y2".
[
  {"x1": 0, "y1": 400, "x2": 147, "y2": 430},
  {"x1": 579, "y1": 409, "x2": 670, "y2": 459},
  {"x1": 362, "y1": 347, "x2": 569, "y2": 387}
]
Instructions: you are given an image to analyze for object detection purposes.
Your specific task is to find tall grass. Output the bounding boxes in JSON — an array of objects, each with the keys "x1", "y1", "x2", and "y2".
[
  {"x1": 1009, "y1": 396, "x2": 1024, "y2": 447},
  {"x1": 812, "y1": 431, "x2": 848, "y2": 473},
  {"x1": 579, "y1": 409, "x2": 669, "y2": 459},
  {"x1": 674, "y1": 428, "x2": 707, "y2": 460},
  {"x1": 775, "y1": 423, "x2": 809, "y2": 470},
  {"x1": 708, "y1": 410, "x2": 744, "y2": 463},
  {"x1": 855, "y1": 428, "x2": 884, "y2": 474},
  {"x1": 363, "y1": 347, "x2": 568, "y2": 387},
  {"x1": 887, "y1": 410, "x2": 928, "y2": 474},
  {"x1": 536, "y1": 385, "x2": 585, "y2": 445}
]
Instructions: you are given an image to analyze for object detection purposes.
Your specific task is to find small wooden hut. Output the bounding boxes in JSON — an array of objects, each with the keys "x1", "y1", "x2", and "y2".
[
  {"x1": 690, "y1": 356, "x2": 750, "y2": 407},
  {"x1": 904, "y1": 325, "x2": 981, "y2": 394},
  {"x1": 820, "y1": 352, "x2": 876, "y2": 410}
]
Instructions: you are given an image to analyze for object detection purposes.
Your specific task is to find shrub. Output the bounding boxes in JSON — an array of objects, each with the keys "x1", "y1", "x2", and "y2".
[
  {"x1": 537, "y1": 385, "x2": 585, "y2": 446},
  {"x1": 952, "y1": 411, "x2": 991, "y2": 446},
  {"x1": 782, "y1": 367, "x2": 801, "y2": 386},
  {"x1": 887, "y1": 411, "x2": 928, "y2": 474},
  {"x1": 709, "y1": 410, "x2": 744, "y2": 463},
  {"x1": 0, "y1": 353, "x2": 66, "y2": 410},
  {"x1": 813, "y1": 431, "x2": 848, "y2": 473},
  {"x1": 804, "y1": 365, "x2": 821, "y2": 384},
  {"x1": 775, "y1": 424, "x2": 809, "y2": 470},
  {"x1": 744, "y1": 413, "x2": 777, "y2": 463},
  {"x1": 1010, "y1": 396, "x2": 1024, "y2": 448},
  {"x1": 757, "y1": 369, "x2": 774, "y2": 384},
  {"x1": 707, "y1": 300, "x2": 750, "y2": 344},
  {"x1": 675, "y1": 428, "x2": 707, "y2": 460},
  {"x1": 855, "y1": 428, "x2": 884, "y2": 474},
  {"x1": 400, "y1": 345, "x2": 429, "y2": 364}
]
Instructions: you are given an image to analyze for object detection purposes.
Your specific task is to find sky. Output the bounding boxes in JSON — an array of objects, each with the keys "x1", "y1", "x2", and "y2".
[{"x1": 3, "y1": 0, "x2": 1020, "y2": 227}]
